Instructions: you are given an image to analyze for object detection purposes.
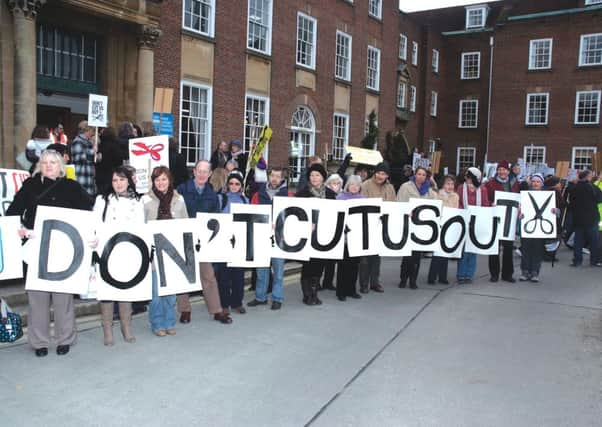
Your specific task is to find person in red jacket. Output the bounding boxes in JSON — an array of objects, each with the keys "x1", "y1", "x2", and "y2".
[{"x1": 485, "y1": 160, "x2": 520, "y2": 283}]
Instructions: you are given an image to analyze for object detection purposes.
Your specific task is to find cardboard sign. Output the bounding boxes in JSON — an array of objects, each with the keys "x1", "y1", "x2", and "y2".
[
  {"x1": 88, "y1": 94, "x2": 108, "y2": 127},
  {"x1": 465, "y1": 206, "x2": 501, "y2": 255},
  {"x1": 494, "y1": 191, "x2": 521, "y2": 241},
  {"x1": 0, "y1": 168, "x2": 30, "y2": 215},
  {"x1": 228, "y1": 204, "x2": 272, "y2": 267},
  {"x1": 520, "y1": 191, "x2": 557, "y2": 239},
  {"x1": 434, "y1": 207, "x2": 469, "y2": 259},
  {"x1": 379, "y1": 201, "x2": 412, "y2": 257},
  {"x1": 128, "y1": 135, "x2": 169, "y2": 193},
  {"x1": 346, "y1": 146, "x2": 384, "y2": 166},
  {"x1": 346, "y1": 198, "x2": 383, "y2": 257},
  {"x1": 195, "y1": 213, "x2": 235, "y2": 262},
  {"x1": 408, "y1": 198, "x2": 442, "y2": 253},
  {"x1": 306, "y1": 198, "x2": 346, "y2": 260},
  {"x1": 272, "y1": 197, "x2": 312, "y2": 261},
  {"x1": 0, "y1": 216, "x2": 25, "y2": 280}
]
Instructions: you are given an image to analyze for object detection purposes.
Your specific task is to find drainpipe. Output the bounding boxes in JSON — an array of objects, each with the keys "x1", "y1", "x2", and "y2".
[{"x1": 485, "y1": 35, "x2": 494, "y2": 168}]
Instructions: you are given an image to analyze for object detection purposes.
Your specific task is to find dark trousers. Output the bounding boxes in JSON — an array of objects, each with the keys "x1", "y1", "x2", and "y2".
[
  {"x1": 520, "y1": 238, "x2": 544, "y2": 277},
  {"x1": 336, "y1": 247, "x2": 360, "y2": 297},
  {"x1": 359, "y1": 255, "x2": 381, "y2": 289},
  {"x1": 216, "y1": 264, "x2": 245, "y2": 310},
  {"x1": 573, "y1": 225, "x2": 600, "y2": 266},
  {"x1": 400, "y1": 252, "x2": 423, "y2": 286},
  {"x1": 427, "y1": 256, "x2": 448, "y2": 283},
  {"x1": 488, "y1": 240, "x2": 514, "y2": 280},
  {"x1": 301, "y1": 259, "x2": 325, "y2": 281},
  {"x1": 322, "y1": 260, "x2": 336, "y2": 287}
]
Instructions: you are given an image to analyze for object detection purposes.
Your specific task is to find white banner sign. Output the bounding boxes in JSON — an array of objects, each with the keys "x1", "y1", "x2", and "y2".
[
  {"x1": 520, "y1": 191, "x2": 557, "y2": 239},
  {"x1": 128, "y1": 135, "x2": 169, "y2": 193},
  {"x1": 0, "y1": 169, "x2": 30, "y2": 216},
  {"x1": 272, "y1": 197, "x2": 312, "y2": 261},
  {"x1": 434, "y1": 207, "x2": 469, "y2": 259},
  {"x1": 345, "y1": 198, "x2": 383, "y2": 257},
  {"x1": 379, "y1": 201, "x2": 412, "y2": 257},
  {"x1": 195, "y1": 213, "x2": 235, "y2": 262},
  {"x1": 228, "y1": 204, "x2": 272, "y2": 267},
  {"x1": 465, "y1": 206, "x2": 502, "y2": 255},
  {"x1": 88, "y1": 94, "x2": 108, "y2": 127},
  {"x1": 494, "y1": 191, "x2": 521, "y2": 241},
  {"x1": 409, "y1": 198, "x2": 443, "y2": 253},
  {"x1": 0, "y1": 216, "x2": 25, "y2": 280}
]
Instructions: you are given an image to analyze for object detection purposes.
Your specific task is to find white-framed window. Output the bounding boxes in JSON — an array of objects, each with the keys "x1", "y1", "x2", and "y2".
[
  {"x1": 432, "y1": 49, "x2": 439, "y2": 73},
  {"x1": 244, "y1": 94, "x2": 269, "y2": 154},
  {"x1": 525, "y1": 93, "x2": 550, "y2": 125},
  {"x1": 332, "y1": 113, "x2": 349, "y2": 161},
  {"x1": 430, "y1": 91, "x2": 438, "y2": 117},
  {"x1": 296, "y1": 12, "x2": 317, "y2": 69},
  {"x1": 529, "y1": 38, "x2": 553, "y2": 70},
  {"x1": 397, "y1": 81, "x2": 407, "y2": 109},
  {"x1": 368, "y1": 0, "x2": 382, "y2": 19},
  {"x1": 335, "y1": 31, "x2": 352, "y2": 81},
  {"x1": 183, "y1": 0, "x2": 215, "y2": 37},
  {"x1": 585, "y1": 0, "x2": 602, "y2": 6},
  {"x1": 465, "y1": 5, "x2": 487, "y2": 29},
  {"x1": 571, "y1": 147, "x2": 597, "y2": 170},
  {"x1": 579, "y1": 33, "x2": 602, "y2": 66},
  {"x1": 523, "y1": 146, "x2": 546, "y2": 164},
  {"x1": 180, "y1": 80, "x2": 212, "y2": 166},
  {"x1": 410, "y1": 85, "x2": 417, "y2": 112},
  {"x1": 457, "y1": 147, "x2": 476, "y2": 173},
  {"x1": 575, "y1": 90, "x2": 601, "y2": 125},
  {"x1": 411, "y1": 41, "x2": 418, "y2": 66},
  {"x1": 366, "y1": 45, "x2": 381, "y2": 91},
  {"x1": 459, "y1": 100, "x2": 479, "y2": 128},
  {"x1": 399, "y1": 34, "x2": 407, "y2": 60},
  {"x1": 247, "y1": 0, "x2": 273, "y2": 54},
  {"x1": 289, "y1": 106, "x2": 316, "y2": 181},
  {"x1": 461, "y1": 52, "x2": 480, "y2": 79}
]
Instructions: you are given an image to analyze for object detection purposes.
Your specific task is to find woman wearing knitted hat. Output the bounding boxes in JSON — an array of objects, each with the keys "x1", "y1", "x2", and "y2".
[
  {"x1": 456, "y1": 167, "x2": 490, "y2": 284},
  {"x1": 295, "y1": 163, "x2": 337, "y2": 305}
]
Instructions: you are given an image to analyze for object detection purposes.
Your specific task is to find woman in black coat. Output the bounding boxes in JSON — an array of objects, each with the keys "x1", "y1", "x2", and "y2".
[{"x1": 295, "y1": 163, "x2": 336, "y2": 305}]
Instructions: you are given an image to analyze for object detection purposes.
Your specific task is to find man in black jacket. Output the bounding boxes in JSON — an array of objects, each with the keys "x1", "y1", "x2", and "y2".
[{"x1": 568, "y1": 170, "x2": 602, "y2": 267}]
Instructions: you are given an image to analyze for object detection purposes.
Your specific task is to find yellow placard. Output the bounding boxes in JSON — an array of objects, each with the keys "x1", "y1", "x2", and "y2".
[
  {"x1": 65, "y1": 164, "x2": 76, "y2": 180},
  {"x1": 346, "y1": 146, "x2": 383, "y2": 166}
]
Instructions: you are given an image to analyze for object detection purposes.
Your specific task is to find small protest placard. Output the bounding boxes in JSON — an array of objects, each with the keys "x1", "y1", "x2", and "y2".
[
  {"x1": 88, "y1": 94, "x2": 108, "y2": 127},
  {"x1": 128, "y1": 135, "x2": 169, "y2": 193}
]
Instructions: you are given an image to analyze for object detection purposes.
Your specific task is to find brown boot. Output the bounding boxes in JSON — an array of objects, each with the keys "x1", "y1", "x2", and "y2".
[
  {"x1": 118, "y1": 302, "x2": 136, "y2": 343},
  {"x1": 100, "y1": 302, "x2": 114, "y2": 346}
]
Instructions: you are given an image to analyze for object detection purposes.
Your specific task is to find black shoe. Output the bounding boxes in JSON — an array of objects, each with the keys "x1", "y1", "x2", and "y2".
[
  {"x1": 35, "y1": 347, "x2": 48, "y2": 357},
  {"x1": 350, "y1": 293, "x2": 362, "y2": 299},
  {"x1": 360, "y1": 287, "x2": 369, "y2": 294},
  {"x1": 271, "y1": 301, "x2": 282, "y2": 310},
  {"x1": 398, "y1": 281, "x2": 407, "y2": 288},
  {"x1": 427, "y1": 280, "x2": 436, "y2": 285},
  {"x1": 489, "y1": 276, "x2": 499, "y2": 283},
  {"x1": 337, "y1": 295, "x2": 346, "y2": 302},
  {"x1": 56, "y1": 345, "x2": 70, "y2": 356},
  {"x1": 409, "y1": 283, "x2": 418, "y2": 290},
  {"x1": 502, "y1": 277, "x2": 516, "y2": 283},
  {"x1": 247, "y1": 299, "x2": 268, "y2": 307},
  {"x1": 439, "y1": 280, "x2": 449, "y2": 285},
  {"x1": 370, "y1": 284, "x2": 384, "y2": 293},
  {"x1": 322, "y1": 284, "x2": 336, "y2": 291}
]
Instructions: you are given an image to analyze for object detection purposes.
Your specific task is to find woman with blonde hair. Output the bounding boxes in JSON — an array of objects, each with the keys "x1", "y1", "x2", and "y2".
[{"x1": 209, "y1": 167, "x2": 228, "y2": 192}]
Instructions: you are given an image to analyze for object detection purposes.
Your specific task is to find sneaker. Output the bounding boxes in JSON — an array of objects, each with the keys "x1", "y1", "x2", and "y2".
[
  {"x1": 271, "y1": 301, "x2": 282, "y2": 310},
  {"x1": 529, "y1": 276, "x2": 539, "y2": 283},
  {"x1": 515, "y1": 249, "x2": 522, "y2": 257},
  {"x1": 592, "y1": 262, "x2": 602, "y2": 268},
  {"x1": 519, "y1": 275, "x2": 529, "y2": 282},
  {"x1": 247, "y1": 299, "x2": 268, "y2": 307},
  {"x1": 582, "y1": 248, "x2": 590, "y2": 255},
  {"x1": 457, "y1": 278, "x2": 466, "y2": 284}
]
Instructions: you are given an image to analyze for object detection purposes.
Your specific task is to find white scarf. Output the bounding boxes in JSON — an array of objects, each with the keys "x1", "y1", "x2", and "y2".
[{"x1": 462, "y1": 183, "x2": 481, "y2": 207}]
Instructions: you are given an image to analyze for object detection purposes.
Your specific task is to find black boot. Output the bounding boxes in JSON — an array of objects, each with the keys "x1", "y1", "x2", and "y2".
[
  {"x1": 301, "y1": 278, "x2": 312, "y2": 305},
  {"x1": 311, "y1": 278, "x2": 322, "y2": 305}
]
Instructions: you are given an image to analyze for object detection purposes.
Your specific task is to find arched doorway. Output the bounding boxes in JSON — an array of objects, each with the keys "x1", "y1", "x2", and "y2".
[{"x1": 289, "y1": 106, "x2": 316, "y2": 182}]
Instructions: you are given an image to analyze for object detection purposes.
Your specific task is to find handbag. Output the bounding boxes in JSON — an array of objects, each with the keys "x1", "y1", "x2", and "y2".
[
  {"x1": 80, "y1": 262, "x2": 99, "y2": 300},
  {"x1": 0, "y1": 298, "x2": 24, "y2": 343}
]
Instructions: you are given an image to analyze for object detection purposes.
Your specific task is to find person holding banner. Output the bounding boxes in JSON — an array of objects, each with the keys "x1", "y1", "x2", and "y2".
[
  {"x1": 176, "y1": 160, "x2": 233, "y2": 324},
  {"x1": 93, "y1": 166, "x2": 145, "y2": 345},
  {"x1": 397, "y1": 166, "x2": 438, "y2": 289},
  {"x1": 71, "y1": 121, "x2": 97, "y2": 197},
  {"x1": 485, "y1": 160, "x2": 520, "y2": 282},
  {"x1": 456, "y1": 167, "x2": 490, "y2": 284},
  {"x1": 216, "y1": 172, "x2": 249, "y2": 315},
  {"x1": 296, "y1": 163, "x2": 337, "y2": 305},
  {"x1": 144, "y1": 166, "x2": 188, "y2": 336},
  {"x1": 7, "y1": 150, "x2": 93, "y2": 356},
  {"x1": 359, "y1": 162, "x2": 396, "y2": 293},
  {"x1": 321, "y1": 174, "x2": 344, "y2": 291}
]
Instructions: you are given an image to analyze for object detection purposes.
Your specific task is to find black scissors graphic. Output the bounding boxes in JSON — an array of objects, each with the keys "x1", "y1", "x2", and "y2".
[{"x1": 524, "y1": 193, "x2": 554, "y2": 235}]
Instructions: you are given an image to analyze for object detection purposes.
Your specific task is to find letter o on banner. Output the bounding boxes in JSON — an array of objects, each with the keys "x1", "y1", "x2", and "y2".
[{"x1": 99, "y1": 232, "x2": 150, "y2": 290}]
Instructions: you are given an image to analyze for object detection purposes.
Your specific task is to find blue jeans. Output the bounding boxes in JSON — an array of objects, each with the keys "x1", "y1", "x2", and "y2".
[
  {"x1": 256, "y1": 258, "x2": 285, "y2": 303},
  {"x1": 457, "y1": 252, "x2": 477, "y2": 280},
  {"x1": 149, "y1": 270, "x2": 176, "y2": 332},
  {"x1": 573, "y1": 225, "x2": 600, "y2": 266}
]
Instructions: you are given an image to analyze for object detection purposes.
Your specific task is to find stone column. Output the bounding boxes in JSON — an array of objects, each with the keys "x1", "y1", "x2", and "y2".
[
  {"x1": 136, "y1": 25, "x2": 161, "y2": 125},
  {"x1": 8, "y1": 0, "x2": 45, "y2": 162}
]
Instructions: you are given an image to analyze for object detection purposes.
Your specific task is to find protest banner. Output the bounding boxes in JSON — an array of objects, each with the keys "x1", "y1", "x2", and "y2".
[
  {"x1": 128, "y1": 135, "x2": 169, "y2": 193},
  {"x1": 465, "y1": 206, "x2": 502, "y2": 255},
  {"x1": 272, "y1": 197, "x2": 312, "y2": 261},
  {"x1": 95, "y1": 222, "x2": 153, "y2": 302},
  {"x1": 520, "y1": 191, "x2": 557, "y2": 239},
  {"x1": 26, "y1": 206, "x2": 95, "y2": 294},
  {"x1": 494, "y1": 191, "x2": 521, "y2": 241},
  {"x1": 0, "y1": 216, "x2": 25, "y2": 280},
  {"x1": 306, "y1": 198, "x2": 347, "y2": 260},
  {"x1": 195, "y1": 213, "x2": 235, "y2": 262},
  {"x1": 88, "y1": 94, "x2": 108, "y2": 127},
  {"x1": 345, "y1": 198, "x2": 383, "y2": 257},
  {"x1": 408, "y1": 198, "x2": 443, "y2": 253},
  {"x1": 228, "y1": 204, "x2": 272, "y2": 267},
  {"x1": 434, "y1": 207, "x2": 469, "y2": 259},
  {"x1": 0, "y1": 168, "x2": 30, "y2": 216},
  {"x1": 379, "y1": 201, "x2": 412, "y2": 257}
]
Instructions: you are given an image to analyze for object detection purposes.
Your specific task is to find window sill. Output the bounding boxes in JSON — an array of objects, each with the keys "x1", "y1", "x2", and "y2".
[
  {"x1": 524, "y1": 124, "x2": 549, "y2": 128},
  {"x1": 577, "y1": 63, "x2": 602, "y2": 69},
  {"x1": 527, "y1": 68, "x2": 552, "y2": 72},
  {"x1": 181, "y1": 28, "x2": 215, "y2": 44},
  {"x1": 334, "y1": 77, "x2": 352, "y2": 87},
  {"x1": 295, "y1": 64, "x2": 317, "y2": 74},
  {"x1": 366, "y1": 87, "x2": 380, "y2": 95},
  {"x1": 460, "y1": 77, "x2": 480, "y2": 81},
  {"x1": 368, "y1": 14, "x2": 383, "y2": 23},
  {"x1": 458, "y1": 126, "x2": 479, "y2": 129},
  {"x1": 573, "y1": 123, "x2": 600, "y2": 128},
  {"x1": 246, "y1": 48, "x2": 272, "y2": 62}
]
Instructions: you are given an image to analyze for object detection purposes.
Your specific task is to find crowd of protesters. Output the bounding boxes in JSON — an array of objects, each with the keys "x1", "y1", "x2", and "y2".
[{"x1": 6, "y1": 124, "x2": 602, "y2": 357}]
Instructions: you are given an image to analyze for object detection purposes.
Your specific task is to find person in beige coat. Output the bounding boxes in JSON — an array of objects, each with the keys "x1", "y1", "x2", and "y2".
[
  {"x1": 143, "y1": 166, "x2": 189, "y2": 336},
  {"x1": 397, "y1": 166, "x2": 438, "y2": 289},
  {"x1": 359, "y1": 162, "x2": 396, "y2": 293}
]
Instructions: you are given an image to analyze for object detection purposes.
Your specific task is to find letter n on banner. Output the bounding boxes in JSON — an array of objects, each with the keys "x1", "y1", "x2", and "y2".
[{"x1": 26, "y1": 206, "x2": 94, "y2": 294}]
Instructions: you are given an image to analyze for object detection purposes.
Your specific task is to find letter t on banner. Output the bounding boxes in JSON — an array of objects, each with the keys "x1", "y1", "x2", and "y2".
[
  {"x1": 494, "y1": 191, "x2": 520, "y2": 241},
  {"x1": 228, "y1": 204, "x2": 272, "y2": 267}
]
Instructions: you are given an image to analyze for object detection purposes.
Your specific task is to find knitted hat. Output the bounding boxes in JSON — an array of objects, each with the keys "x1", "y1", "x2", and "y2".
[
  {"x1": 467, "y1": 167, "x2": 482, "y2": 184},
  {"x1": 307, "y1": 163, "x2": 327, "y2": 180},
  {"x1": 530, "y1": 173, "x2": 544, "y2": 184},
  {"x1": 374, "y1": 161, "x2": 391, "y2": 176},
  {"x1": 230, "y1": 139, "x2": 243, "y2": 150},
  {"x1": 227, "y1": 171, "x2": 244, "y2": 186},
  {"x1": 497, "y1": 160, "x2": 511, "y2": 171}
]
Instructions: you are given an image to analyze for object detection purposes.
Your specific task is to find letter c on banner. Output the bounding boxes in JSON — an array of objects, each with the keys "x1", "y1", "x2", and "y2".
[
  {"x1": 274, "y1": 207, "x2": 308, "y2": 252},
  {"x1": 440, "y1": 215, "x2": 466, "y2": 253},
  {"x1": 99, "y1": 232, "x2": 150, "y2": 289},
  {"x1": 38, "y1": 219, "x2": 84, "y2": 281}
]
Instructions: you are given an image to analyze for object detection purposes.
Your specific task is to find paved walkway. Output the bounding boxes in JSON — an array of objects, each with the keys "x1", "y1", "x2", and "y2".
[{"x1": 1, "y1": 248, "x2": 601, "y2": 426}]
